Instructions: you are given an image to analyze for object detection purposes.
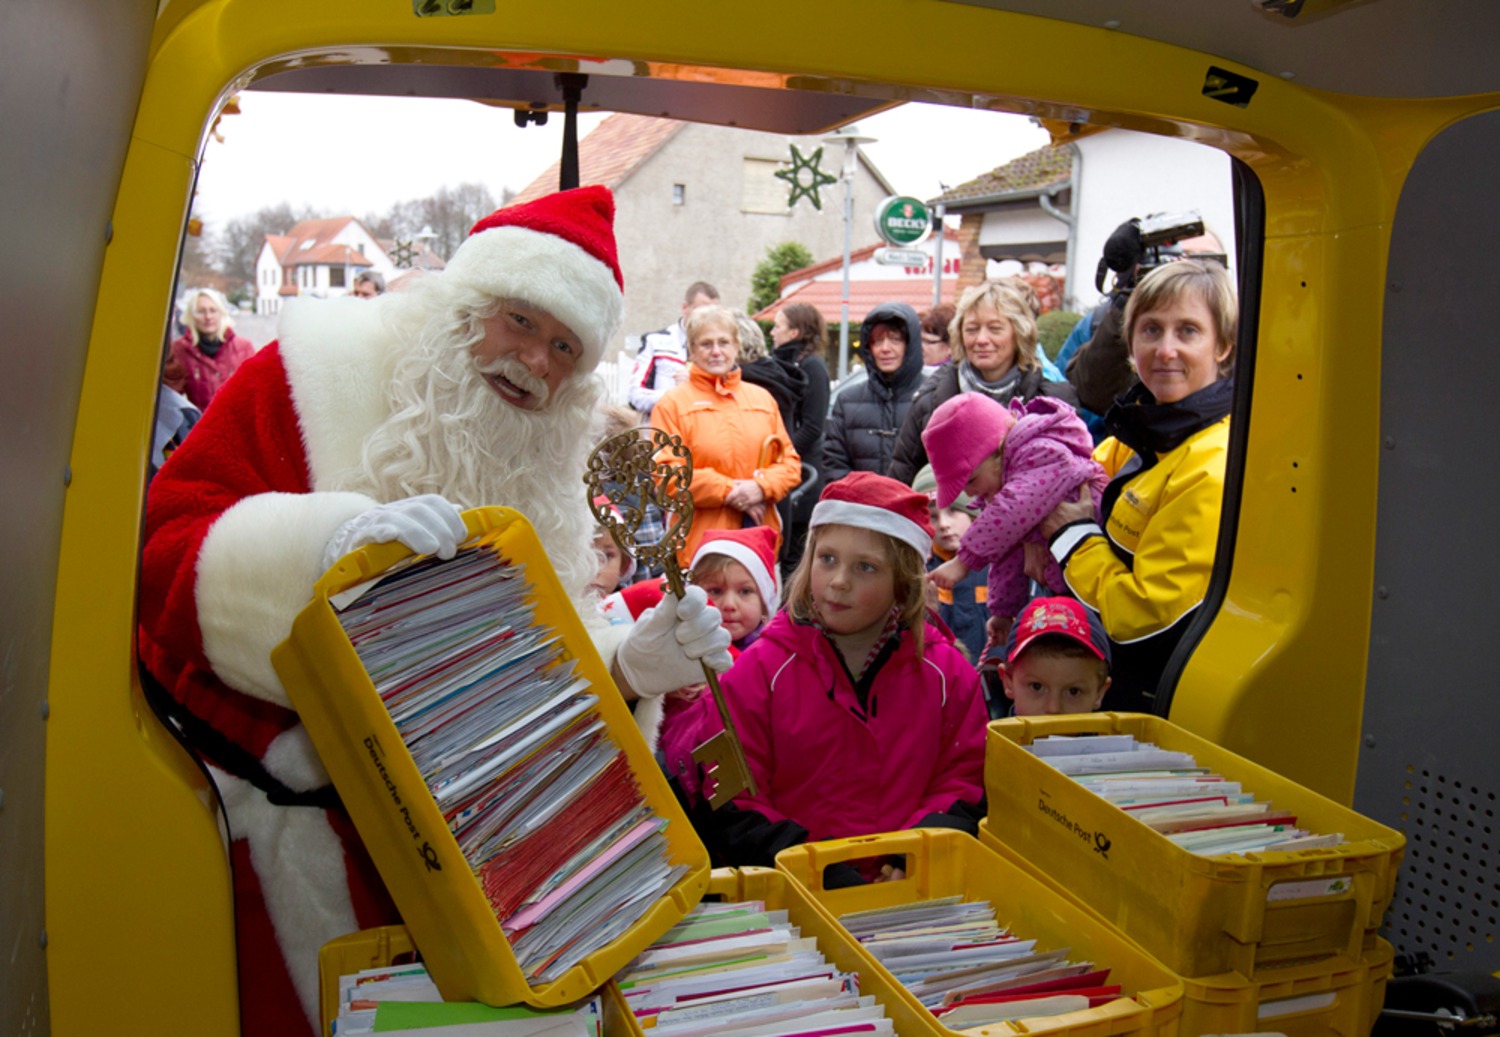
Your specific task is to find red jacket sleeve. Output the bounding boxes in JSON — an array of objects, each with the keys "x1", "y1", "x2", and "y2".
[{"x1": 138, "y1": 345, "x2": 312, "y2": 673}]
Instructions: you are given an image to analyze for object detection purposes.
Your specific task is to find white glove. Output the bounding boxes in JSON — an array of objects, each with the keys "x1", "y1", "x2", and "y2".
[
  {"x1": 616, "y1": 585, "x2": 734, "y2": 698},
  {"x1": 321, "y1": 495, "x2": 467, "y2": 571}
]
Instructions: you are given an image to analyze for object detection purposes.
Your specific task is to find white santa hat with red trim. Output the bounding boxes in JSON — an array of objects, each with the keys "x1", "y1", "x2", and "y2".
[
  {"x1": 441, "y1": 185, "x2": 624, "y2": 373},
  {"x1": 692, "y1": 526, "x2": 781, "y2": 610},
  {"x1": 810, "y1": 471, "x2": 934, "y2": 558}
]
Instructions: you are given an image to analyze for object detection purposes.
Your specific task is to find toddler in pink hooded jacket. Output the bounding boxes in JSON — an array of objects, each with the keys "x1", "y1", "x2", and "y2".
[{"x1": 925, "y1": 393, "x2": 1107, "y2": 642}]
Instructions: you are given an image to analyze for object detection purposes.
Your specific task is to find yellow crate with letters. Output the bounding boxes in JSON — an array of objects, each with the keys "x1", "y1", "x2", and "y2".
[
  {"x1": 984, "y1": 713, "x2": 1403, "y2": 979},
  {"x1": 775, "y1": 829, "x2": 1185, "y2": 1037},
  {"x1": 273, "y1": 506, "x2": 710, "y2": 1010},
  {"x1": 1177, "y1": 939, "x2": 1394, "y2": 1037}
]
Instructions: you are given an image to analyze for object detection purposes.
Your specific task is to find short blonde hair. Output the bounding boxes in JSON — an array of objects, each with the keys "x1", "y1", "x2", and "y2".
[
  {"x1": 684, "y1": 304, "x2": 740, "y2": 349},
  {"x1": 785, "y1": 523, "x2": 931, "y2": 656},
  {"x1": 949, "y1": 280, "x2": 1040, "y2": 373},
  {"x1": 1123, "y1": 259, "x2": 1238, "y2": 378}
]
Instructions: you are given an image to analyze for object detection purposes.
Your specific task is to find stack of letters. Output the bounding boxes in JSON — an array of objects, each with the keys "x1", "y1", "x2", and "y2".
[
  {"x1": 1029, "y1": 734, "x2": 1344, "y2": 855},
  {"x1": 336, "y1": 546, "x2": 686, "y2": 982},
  {"x1": 840, "y1": 897, "x2": 1119, "y2": 1028},
  {"x1": 613, "y1": 899, "x2": 894, "y2": 1036},
  {"x1": 332, "y1": 958, "x2": 601, "y2": 1036}
]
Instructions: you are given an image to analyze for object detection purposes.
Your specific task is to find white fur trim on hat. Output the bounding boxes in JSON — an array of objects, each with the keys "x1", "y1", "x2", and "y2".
[
  {"x1": 441, "y1": 224, "x2": 623, "y2": 373},
  {"x1": 692, "y1": 540, "x2": 779, "y2": 611},
  {"x1": 811, "y1": 499, "x2": 933, "y2": 558}
]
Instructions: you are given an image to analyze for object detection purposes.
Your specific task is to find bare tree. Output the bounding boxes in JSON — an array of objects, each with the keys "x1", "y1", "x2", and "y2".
[
  {"x1": 216, "y1": 202, "x2": 319, "y2": 289},
  {"x1": 377, "y1": 183, "x2": 500, "y2": 260}
]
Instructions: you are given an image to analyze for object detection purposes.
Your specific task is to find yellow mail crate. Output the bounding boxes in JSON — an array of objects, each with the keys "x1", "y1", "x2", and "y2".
[
  {"x1": 273, "y1": 507, "x2": 710, "y2": 1009},
  {"x1": 776, "y1": 829, "x2": 1184, "y2": 1037},
  {"x1": 605, "y1": 867, "x2": 933, "y2": 1037},
  {"x1": 318, "y1": 925, "x2": 419, "y2": 1037},
  {"x1": 1179, "y1": 939, "x2": 1394, "y2": 1037},
  {"x1": 985, "y1": 713, "x2": 1404, "y2": 979}
]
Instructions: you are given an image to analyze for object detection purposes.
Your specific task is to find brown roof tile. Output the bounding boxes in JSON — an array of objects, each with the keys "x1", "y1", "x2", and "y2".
[
  {"x1": 510, "y1": 114, "x2": 686, "y2": 204},
  {"x1": 934, "y1": 144, "x2": 1072, "y2": 205},
  {"x1": 753, "y1": 279, "x2": 957, "y2": 324}
]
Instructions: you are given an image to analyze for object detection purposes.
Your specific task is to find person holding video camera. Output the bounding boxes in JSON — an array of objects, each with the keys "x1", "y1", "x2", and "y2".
[{"x1": 1065, "y1": 213, "x2": 1227, "y2": 420}]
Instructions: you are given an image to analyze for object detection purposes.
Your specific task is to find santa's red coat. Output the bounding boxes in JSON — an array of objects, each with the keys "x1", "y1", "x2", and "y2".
[{"x1": 140, "y1": 299, "x2": 416, "y2": 1037}]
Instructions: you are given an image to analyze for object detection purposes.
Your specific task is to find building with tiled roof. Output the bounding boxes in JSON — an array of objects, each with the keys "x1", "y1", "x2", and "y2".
[
  {"x1": 751, "y1": 229, "x2": 961, "y2": 326},
  {"x1": 253, "y1": 216, "x2": 444, "y2": 314},
  {"x1": 510, "y1": 113, "x2": 898, "y2": 365},
  {"x1": 929, "y1": 127, "x2": 1236, "y2": 311}
]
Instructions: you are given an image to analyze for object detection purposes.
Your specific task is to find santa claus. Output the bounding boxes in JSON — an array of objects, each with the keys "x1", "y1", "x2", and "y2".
[{"x1": 137, "y1": 186, "x2": 730, "y2": 1036}]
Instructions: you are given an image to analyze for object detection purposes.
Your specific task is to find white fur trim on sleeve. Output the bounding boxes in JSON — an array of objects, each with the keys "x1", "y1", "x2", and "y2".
[
  {"x1": 633, "y1": 695, "x2": 665, "y2": 755},
  {"x1": 196, "y1": 491, "x2": 378, "y2": 707}
]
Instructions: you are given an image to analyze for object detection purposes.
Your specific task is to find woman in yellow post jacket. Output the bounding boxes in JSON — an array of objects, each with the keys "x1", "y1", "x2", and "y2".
[
  {"x1": 1041, "y1": 260, "x2": 1236, "y2": 712},
  {"x1": 653, "y1": 304, "x2": 801, "y2": 567}
]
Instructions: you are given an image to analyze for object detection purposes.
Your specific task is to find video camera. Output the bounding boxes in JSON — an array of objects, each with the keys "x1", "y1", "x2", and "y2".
[{"x1": 1094, "y1": 210, "x2": 1227, "y2": 295}]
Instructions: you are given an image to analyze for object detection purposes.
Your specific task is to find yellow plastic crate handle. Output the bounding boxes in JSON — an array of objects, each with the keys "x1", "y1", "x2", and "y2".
[{"x1": 778, "y1": 829, "x2": 936, "y2": 893}]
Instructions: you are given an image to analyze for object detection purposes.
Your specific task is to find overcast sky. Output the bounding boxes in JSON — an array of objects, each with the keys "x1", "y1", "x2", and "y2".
[{"x1": 190, "y1": 92, "x2": 1050, "y2": 228}]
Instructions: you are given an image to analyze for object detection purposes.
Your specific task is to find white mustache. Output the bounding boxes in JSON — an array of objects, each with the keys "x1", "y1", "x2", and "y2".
[{"x1": 474, "y1": 354, "x2": 549, "y2": 404}]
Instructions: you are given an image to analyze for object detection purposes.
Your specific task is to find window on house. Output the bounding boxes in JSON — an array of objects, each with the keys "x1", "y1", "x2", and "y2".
[
  {"x1": 330, "y1": 267, "x2": 346, "y2": 288},
  {"x1": 673, "y1": 183, "x2": 685, "y2": 205},
  {"x1": 742, "y1": 157, "x2": 792, "y2": 215}
]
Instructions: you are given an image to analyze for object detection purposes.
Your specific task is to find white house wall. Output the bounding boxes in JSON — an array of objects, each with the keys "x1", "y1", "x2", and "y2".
[
  {"x1": 978, "y1": 207, "x2": 1072, "y2": 256},
  {"x1": 254, "y1": 242, "x2": 282, "y2": 315},
  {"x1": 1070, "y1": 129, "x2": 1235, "y2": 310},
  {"x1": 611, "y1": 123, "x2": 893, "y2": 353}
]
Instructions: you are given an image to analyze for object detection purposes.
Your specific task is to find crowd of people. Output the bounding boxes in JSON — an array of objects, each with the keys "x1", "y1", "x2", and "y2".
[{"x1": 142, "y1": 188, "x2": 1236, "y2": 1036}]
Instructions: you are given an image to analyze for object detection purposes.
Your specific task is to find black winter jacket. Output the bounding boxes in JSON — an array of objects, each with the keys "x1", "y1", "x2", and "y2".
[
  {"x1": 822, "y1": 302, "x2": 928, "y2": 482},
  {"x1": 887, "y1": 361, "x2": 1080, "y2": 485}
]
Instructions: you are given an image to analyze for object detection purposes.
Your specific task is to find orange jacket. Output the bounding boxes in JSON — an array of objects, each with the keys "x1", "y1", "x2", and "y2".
[{"x1": 652, "y1": 365, "x2": 801, "y2": 567}]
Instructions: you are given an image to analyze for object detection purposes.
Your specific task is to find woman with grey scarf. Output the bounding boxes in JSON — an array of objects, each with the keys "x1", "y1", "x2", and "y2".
[{"x1": 888, "y1": 279, "x2": 1078, "y2": 485}]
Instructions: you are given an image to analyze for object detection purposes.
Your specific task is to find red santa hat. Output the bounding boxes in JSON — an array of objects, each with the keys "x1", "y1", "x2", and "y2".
[
  {"x1": 810, "y1": 472, "x2": 933, "y2": 558},
  {"x1": 692, "y1": 527, "x2": 781, "y2": 611},
  {"x1": 442, "y1": 185, "x2": 624, "y2": 374}
]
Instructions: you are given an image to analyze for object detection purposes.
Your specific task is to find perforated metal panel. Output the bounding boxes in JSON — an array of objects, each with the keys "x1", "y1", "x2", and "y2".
[
  {"x1": 1357, "y1": 108, "x2": 1500, "y2": 972},
  {"x1": 1389, "y1": 765, "x2": 1500, "y2": 964}
]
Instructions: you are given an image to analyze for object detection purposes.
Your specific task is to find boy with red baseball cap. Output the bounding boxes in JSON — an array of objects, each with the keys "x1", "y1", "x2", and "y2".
[{"x1": 987, "y1": 596, "x2": 1112, "y2": 716}]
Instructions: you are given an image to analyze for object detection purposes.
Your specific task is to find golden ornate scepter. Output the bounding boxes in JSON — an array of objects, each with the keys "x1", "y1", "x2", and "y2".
[{"x1": 585, "y1": 429, "x2": 758, "y2": 808}]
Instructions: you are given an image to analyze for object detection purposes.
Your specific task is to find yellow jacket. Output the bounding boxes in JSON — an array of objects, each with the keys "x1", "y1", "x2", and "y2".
[
  {"x1": 1051, "y1": 416, "x2": 1230, "y2": 646},
  {"x1": 652, "y1": 365, "x2": 801, "y2": 566}
]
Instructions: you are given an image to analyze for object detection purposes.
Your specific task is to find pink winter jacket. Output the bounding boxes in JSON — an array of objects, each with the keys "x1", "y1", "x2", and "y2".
[
  {"x1": 660, "y1": 610, "x2": 987, "y2": 848},
  {"x1": 957, "y1": 396, "x2": 1109, "y2": 619}
]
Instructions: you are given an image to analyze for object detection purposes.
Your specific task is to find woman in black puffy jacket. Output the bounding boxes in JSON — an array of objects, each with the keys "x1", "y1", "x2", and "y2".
[{"x1": 822, "y1": 301, "x2": 926, "y2": 483}]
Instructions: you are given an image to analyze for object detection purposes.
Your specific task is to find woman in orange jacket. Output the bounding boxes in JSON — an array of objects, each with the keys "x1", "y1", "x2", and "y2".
[{"x1": 652, "y1": 304, "x2": 802, "y2": 567}]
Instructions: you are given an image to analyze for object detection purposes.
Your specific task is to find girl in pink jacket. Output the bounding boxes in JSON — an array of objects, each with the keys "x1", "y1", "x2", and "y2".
[
  {"x1": 662, "y1": 473, "x2": 987, "y2": 883},
  {"x1": 924, "y1": 392, "x2": 1107, "y2": 647}
]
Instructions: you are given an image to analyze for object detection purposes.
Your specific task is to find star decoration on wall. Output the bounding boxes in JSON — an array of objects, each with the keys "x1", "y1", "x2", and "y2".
[
  {"x1": 390, "y1": 239, "x2": 416, "y2": 269},
  {"x1": 776, "y1": 145, "x2": 839, "y2": 211}
]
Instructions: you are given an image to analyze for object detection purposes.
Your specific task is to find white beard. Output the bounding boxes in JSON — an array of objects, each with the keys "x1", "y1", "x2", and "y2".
[{"x1": 328, "y1": 292, "x2": 603, "y2": 601}]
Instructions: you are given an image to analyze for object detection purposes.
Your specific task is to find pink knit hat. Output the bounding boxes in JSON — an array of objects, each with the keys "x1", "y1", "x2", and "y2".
[
  {"x1": 921, "y1": 393, "x2": 1016, "y2": 508},
  {"x1": 811, "y1": 472, "x2": 933, "y2": 558},
  {"x1": 692, "y1": 527, "x2": 781, "y2": 610},
  {"x1": 442, "y1": 185, "x2": 624, "y2": 373}
]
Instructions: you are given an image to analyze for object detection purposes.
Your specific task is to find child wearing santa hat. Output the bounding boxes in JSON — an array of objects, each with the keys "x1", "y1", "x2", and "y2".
[
  {"x1": 674, "y1": 472, "x2": 988, "y2": 882},
  {"x1": 923, "y1": 392, "x2": 1109, "y2": 650},
  {"x1": 601, "y1": 526, "x2": 781, "y2": 751}
]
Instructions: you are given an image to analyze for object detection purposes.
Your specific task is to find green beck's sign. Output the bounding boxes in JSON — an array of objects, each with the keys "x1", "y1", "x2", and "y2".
[{"x1": 874, "y1": 195, "x2": 932, "y2": 247}]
